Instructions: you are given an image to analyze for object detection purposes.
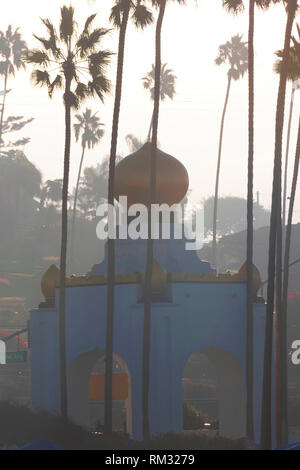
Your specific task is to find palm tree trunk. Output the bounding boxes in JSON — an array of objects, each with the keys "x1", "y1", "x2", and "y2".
[
  {"x1": 104, "y1": 1, "x2": 130, "y2": 435},
  {"x1": 70, "y1": 143, "x2": 86, "y2": 271},
  {"x1": 282, "y1": 85, "x2": 295, "y2": 226},
  {"x1": 281, "y1": 116, "x2": 300, "y2": 447},
  {"x1": 142, "y1": 0, "x2": 166, "y2": 441},
  {"x1": 59, "y1": 78, "x2": 72, "y2": 419},
  {"x1": 246, "y1": 0, "x2": 254, "y2": 442},
  {"x1": 147, "y1": 111, "x2": 154, "y2": 142},
  {"x1": 260, "y1": 0, "x2": 297, "y2": 450},
  {"x1": 275, "y1": 177, "x2": 283, "y2": 447},
  {"x1": 212, "y1": 74, "x2": 232, "y2": 269},
  {"x1": 0, "y1": 66, "x2": 8, "y2": 147},
  {"x1": 277, "y1": 87, "x2": 296, "y2": 439}
]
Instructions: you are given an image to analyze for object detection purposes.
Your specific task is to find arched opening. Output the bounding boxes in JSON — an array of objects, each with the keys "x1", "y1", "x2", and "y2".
[
  {"x1": 67, "y1": 348, "x2": 132, "y2": 436},
  {"x1": 182, "y1": 347, "x2": 245, "y2": 439},
  {"x1": 182, "y1": 352, "x2": 218, "y2": 435}
]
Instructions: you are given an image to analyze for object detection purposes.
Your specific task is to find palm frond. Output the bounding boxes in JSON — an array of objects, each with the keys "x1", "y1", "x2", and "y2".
[
  {"x1": 82, "y1": 14, "x2": 97, "y2": 35},
  {"x1": 60, "y1": 5, "x2": 75, "y2": 44},
  {"x1": 0, "y1": 61, "x2": 7, "y2": 74},
  {"x1": 77, "y1": 28, "x2": 111, "y2": 58},
  {"x1": 222, "y1": 0, "x2": 244, "y2": 14},
  {"x1": 89, "y1": 75, "x2": 111, "y2": 102},
  {"x1": 64, "y1": 90, "x2": 79, "y2": 109},
  {"x1": 75, "y1": 82, "x2": 90, "y2": 101},
  {"x1": 88, "y1": 50, "x2": 113, "y2": 77},
  {"x1": 31, "y1": 69, "x2": 50, "y2": 88},
  {"x1": 255, "y1": 0, "x2": 281, "y2": 9},
  {"x1": 109, "y1": 2, "x2": 123, "y2": 28},
  {"x1": 10, "y1": 137, "x2": 31, "y2": 147},
  {"x1": 74, "y1": 122, "x2": 81, "y2": 142},
  {"x1": 25, "y1": 49, "x2": 50, "y2": 66},
  {"x1": 48, "y1": 74, "x2": 63, "y2": 98},
  {"x1": 132, "y1": 4, "x2": 154, "y2": 29}
]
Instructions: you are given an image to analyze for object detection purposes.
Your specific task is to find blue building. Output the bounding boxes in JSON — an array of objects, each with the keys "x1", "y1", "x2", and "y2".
[{"x1": 30, "y1": 143, "x2": 269, "y2": 442}]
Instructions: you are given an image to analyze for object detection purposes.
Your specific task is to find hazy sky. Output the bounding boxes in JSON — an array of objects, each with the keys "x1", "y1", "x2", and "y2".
[{"x1": 1, "y1": 0, "x2": 300, "y2": 219}]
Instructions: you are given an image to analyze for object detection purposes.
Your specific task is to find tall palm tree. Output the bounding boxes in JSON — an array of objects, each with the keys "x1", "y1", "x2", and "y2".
[
  {"x1": 212, "y1": 34, "x2": 248, "y2": 270},
  {"x1": 0, "y1": 26, "x2": 27, "y2": 145},
  {"x1": 274, "y1": 35, "x2": 300, "y2": 445},
  {"x1": 273, "y1": 22, "x2": 300, "y2": 446},
  {"x1": 105, "y1": 0, "x2": 153, "y2": 434},
  {"x1": 70, "y1": 108, "x2": 104, "y2": 269},
  {"x1": 281, "y1": 120, "x2": 300, "y2": 443},
  {"x1": 223, "y1": 0, "x2": 282, "y2": 444},
  {"x1": 275, "y1": 45, "x2": 300, "y2": 226},
  {"x1": 142, "y1": 0, "x2": 185, "y2": 440},
  {"x1": 142, "y1": 62, "x2": 177, "y2": 140},
  {"x1": 261, "y1": 0, "x2": 298, "y2": 450},
  {"x1": 26, "y1": 5, "x2": 112, "y2": 418}
]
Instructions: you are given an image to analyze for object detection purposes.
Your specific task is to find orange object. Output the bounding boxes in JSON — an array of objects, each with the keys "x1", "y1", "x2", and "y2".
[{"x1": 89, "y1": 373, "x2": 128, "y2": 400}]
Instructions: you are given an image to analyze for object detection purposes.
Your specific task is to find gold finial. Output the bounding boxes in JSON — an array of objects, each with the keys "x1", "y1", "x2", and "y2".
[
  {"x1": 237, "y1": 262, "x2": 261, "y2": 295},
  {"x1": 142, "y1": 259, "x2": 168, "y2": 297},
  {"x1": 41, "y1": 264, "x2": 60, "y2": 302}
]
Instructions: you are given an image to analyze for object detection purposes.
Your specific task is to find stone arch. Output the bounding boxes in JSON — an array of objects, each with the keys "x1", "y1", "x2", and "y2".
[
  {"x1": 67, "y1": 348, "x2": 132, "y2": 435},
  {"x1": 182, "y1": 346, "x2": 246, "y2": 439}
]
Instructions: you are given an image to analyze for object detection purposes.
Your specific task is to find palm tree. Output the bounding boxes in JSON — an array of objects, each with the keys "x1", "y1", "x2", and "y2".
[
  {"x1": 142, "y1": 0, "x2": 186, "y2": 441},
  {"x1": 142, "y1": 62, "x2": 177, "y2": 140},
  {"x1": 105, "y1": 0, "x2": 153, "y2": 434},
  {"x1": 212, "y1": 34, "x2": 248, "y2": 270},
  {"x1": 273, "y1": 35, "x2": 300, "y2": 446},
  {"x1": 281, "y1": 120, "x2": 300, "y2": 443},
  {"x1": 223, "y1": 0, "x2": 282, "y2": 444},
  {"x1": 275, "y1": 45, "x2": 300, "y2": 226},
  {"x1": 26, "y1": 5, "x2": 112, "y2": 418},
  {"x1": 261, "y1": 0, "x2": 298, "y2": 450},
  {"x1": 273, "y1": 22, "x2": 300, "y2": 447},
  {"x1": 0, "y1": 26, "x2": 27, "y2": 145},
  {"x1": 70, "y1": 108, "x2": 104, "y2": 270}
]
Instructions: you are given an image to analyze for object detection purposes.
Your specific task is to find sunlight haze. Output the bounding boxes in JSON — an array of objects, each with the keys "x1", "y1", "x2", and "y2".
[{"x1": 1, "y1": 0, "x2": 299, "y2": 217}]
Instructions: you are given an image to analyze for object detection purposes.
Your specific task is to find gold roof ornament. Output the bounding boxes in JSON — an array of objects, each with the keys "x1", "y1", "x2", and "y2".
[
  {"x1": 141, "y1": 259, "x2": 168, "y2": 297},
  {"x1": 41, "y1": 264, "x2": 60, "y2": 301},
  {"x1": 114, "y1": 142, "x2": 189, "y2": 207},
  {"x1": 236, "y1": 262, "x2": 261, "y2": 295}
]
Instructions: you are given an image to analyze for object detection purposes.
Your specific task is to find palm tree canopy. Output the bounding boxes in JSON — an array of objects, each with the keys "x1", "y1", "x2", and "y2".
[
  {"x1": 110, "y1": 0, "x2": 154, "y2": 29},
  {"x1": 0, "y1": 25, "x2": 27, "y2": 76},
  {"x1": 25, "y1": 6, "x2": 112, "y2": 108},
  {"x1": 40, "y1": 179, "x2": 63, "y2": 205},
  {"x1": 74, "y1": 108, "x2": 104, "y2": 150},
  {"x1": 222, "y1": 0, "x2": 282, "y2": 14},
  {"x1": 125, "y1": 133, "x2": 144, "y2": 152},
  {"x1": 215, "y1": 34, "x2": 248, "y2": 80},
  {"x1": 292, "y1": 23, "x2": 300, "y2": 66},
  {"x1": 274, "y1": 24, "x2": 300, "y2": 81},
  {"x1": 142, "y1": 63, "x2": 177, "y2": 100}
]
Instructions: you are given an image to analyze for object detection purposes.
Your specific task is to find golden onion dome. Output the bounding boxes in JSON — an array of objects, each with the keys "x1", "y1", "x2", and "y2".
[
  {"x1": 114, "y1": 142, "x2": 189, "y2": 207},
  {"x1": 41, "y1": 264, "x2": 60, "y2": 302}
]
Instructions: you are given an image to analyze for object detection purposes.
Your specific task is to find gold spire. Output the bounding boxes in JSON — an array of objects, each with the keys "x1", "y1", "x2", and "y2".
[
  {"x1": 41, "y1": 264, "x2": 60, "y2": 302},
  {"x1": 237, "y1": 262, "x2": 261, "y2": 295},
  {"x1": 142, "y1": 259, "x2": 168, "y2": 297}
]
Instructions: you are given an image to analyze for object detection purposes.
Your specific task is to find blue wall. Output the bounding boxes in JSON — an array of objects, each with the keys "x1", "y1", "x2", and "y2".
[{"x1": 30, "y1": 280, "x2": 267, "y2": 442}]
